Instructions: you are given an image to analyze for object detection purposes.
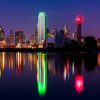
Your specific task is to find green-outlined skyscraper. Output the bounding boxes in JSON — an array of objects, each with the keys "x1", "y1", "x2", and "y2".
[{"x1": 38, "y1": 12, "x2": 47, "y2": 48}]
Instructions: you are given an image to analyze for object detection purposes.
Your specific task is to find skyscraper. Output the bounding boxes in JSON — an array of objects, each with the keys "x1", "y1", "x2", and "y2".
[
  {"x1": 6, "y1": 36, "x2": 10, "y2": 46},
  {"x1": 29, "y1": 35, "x2": 35, "y2": 46},
  {"x1": 9, "y1": 30, "x2": 14, "y2": 45},
  {"x1": 34, "y1": 28, "x2": 38, "y2": 45},
  {"x1": 55, "y1": 30, "x2": 64, "y2": 48},
  {"x1": 0, "y1": 26, "x2": 6, "y2": 48},
  {"x1": 0, "y1": 26, "x2": 5, "y2": 41},
  {"x1": 15, "y1": 31, "x2": 25, "y2": 47},
  {"x1": 75, "y1": 15, "x2": 84, "y2": 43},
  {"x1": 72, "y1": 32, "x2": 77, "y2": 41},
  {"x1": 63, "y1": 26, "x2": 70, "y2": 38},
  {"x1": 47, "y1": 29, "x2": 56, "y2": 48},
  {"x1": 38, "y1": 12, "x2": 47, "y2": 48}
]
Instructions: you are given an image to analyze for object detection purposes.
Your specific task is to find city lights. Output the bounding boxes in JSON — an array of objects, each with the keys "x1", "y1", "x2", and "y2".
[
  {"x1": 0, "y1": 12, "x2": 99, "y2": 50},
  {"x1": 0, "y1": 0, "x2": 99, "y2": 99}
]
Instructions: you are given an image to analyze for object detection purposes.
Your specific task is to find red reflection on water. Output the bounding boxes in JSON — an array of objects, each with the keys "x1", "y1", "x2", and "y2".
[{"x1": 75, "y1": 75, "x2": 84, "y2": 93}]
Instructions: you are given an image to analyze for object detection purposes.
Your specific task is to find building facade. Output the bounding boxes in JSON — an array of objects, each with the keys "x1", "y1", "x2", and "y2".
[
  {"x1": 15, "y1": 31, "x2": 25, "y2": 48},
  {"x1": 0, "y1": 26, "x2": 6, "y2": 48},
  {"x1": 38, "y1": 12, "x2": 47, "y2": 48},
  {"x1": 0, "y1": 26, "x2": 5, "y2": 41}
]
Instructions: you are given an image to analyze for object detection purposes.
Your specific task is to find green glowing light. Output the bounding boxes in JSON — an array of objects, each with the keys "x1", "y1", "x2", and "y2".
[{"x1": 37, "y1": 53, "x2": 47, "y2": 96}]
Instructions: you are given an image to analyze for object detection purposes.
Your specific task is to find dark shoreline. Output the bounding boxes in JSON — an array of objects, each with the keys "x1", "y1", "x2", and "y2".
[{"x1": 0, "y1": 48, "x2": 99, "y2": 53}]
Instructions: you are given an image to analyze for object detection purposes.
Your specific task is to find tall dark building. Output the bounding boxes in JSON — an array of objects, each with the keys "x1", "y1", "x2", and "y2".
[
  {"x1": 10, "y1": 30, "x2": 14, "y2": 45},
  {"x1": 55, "y1": 30, "x2": 64, "y2": 48},
  {"x1": 0, "y1": 26, "x2": 5, "y2": 41},
  {"x1": 29, "y1": 35, "x2": 35, "y2": 46},
  {"x1": 77, "y1": 22, "x2": 81, "y2": 42},
  {"x1": 6, "y1": 36, "x2": 10, "y2": 45},
  {"x1": 75, "y1": 16, "x2": 84, "y2": 43},
  {"x1": 34, "y1": 28, "x2": 38, "y2": 45},
  {"x1": 15, "y1": 31, "x2": 24, "y2": 46}
]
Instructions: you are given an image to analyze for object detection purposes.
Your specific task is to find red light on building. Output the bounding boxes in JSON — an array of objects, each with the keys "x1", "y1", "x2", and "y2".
[
  {"x1": 75, "y1": 15, "x2": 84, "y2": 24},
  {"x1": 75, "y1": 75, "x2": 84, "y2": 93}
]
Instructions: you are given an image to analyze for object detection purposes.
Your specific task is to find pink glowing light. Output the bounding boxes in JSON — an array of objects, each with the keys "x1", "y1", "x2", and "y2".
[
  {"x1": 75, "y1": 75, "x2": 84, "y2": 93},
  {"x1": 75, "y1": 15, "x2": 84, "y2": 24}
]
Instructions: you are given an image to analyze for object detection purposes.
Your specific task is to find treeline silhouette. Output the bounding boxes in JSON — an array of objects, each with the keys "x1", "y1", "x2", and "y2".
[{"x1": 63, "y1": 36, "x2": 97, "y2": 51}]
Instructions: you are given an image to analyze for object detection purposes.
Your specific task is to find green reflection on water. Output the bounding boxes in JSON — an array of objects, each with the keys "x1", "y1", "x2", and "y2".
[{"x1": 37, "y1": 53, "x2": 47, "y2": 96}]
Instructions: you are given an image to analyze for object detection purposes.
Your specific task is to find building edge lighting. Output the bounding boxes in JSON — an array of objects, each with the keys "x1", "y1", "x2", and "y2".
[{"x1": 38, "y1": 12, "x2": 47, "y2": 48}]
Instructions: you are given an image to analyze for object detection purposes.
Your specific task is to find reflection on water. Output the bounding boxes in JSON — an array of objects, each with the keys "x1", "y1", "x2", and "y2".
[
  {"x1": 0, "y1": 52, "x2": 100, "y2": 99},
  {"x1": 75, "y1": 75, "x2": 84, "y2": 93},
  {"x1": 98, "y1": 53, "x2": 100, "y2": 67},
  {"x1": 37, "y1": 53, "x2": 47, "y2": 96}
]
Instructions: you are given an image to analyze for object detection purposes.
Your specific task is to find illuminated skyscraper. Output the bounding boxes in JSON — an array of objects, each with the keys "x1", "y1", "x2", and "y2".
[
  {"x1": 15, "y1": 31, "x2": 25, "y2": 47},
  {"x1": 75, "y1": 15, "x2": 84, "y2": 43},
  {"x1": 38, "y1": 12, "x2": 47, "y2": 48},
  {"x1": 63, "y1": 26, "x2": 70, "y2": 38},
  {"x1": 0, "y1": 26, "x2": 5, "y2": 41}
]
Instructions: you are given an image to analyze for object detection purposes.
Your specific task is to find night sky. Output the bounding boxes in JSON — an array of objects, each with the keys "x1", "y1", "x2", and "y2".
[{"x1": 0, "y1": 0, "x2": 100, "y2": 38}]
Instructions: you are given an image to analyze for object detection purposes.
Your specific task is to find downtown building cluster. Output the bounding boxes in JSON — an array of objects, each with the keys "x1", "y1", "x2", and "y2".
[
  {"x1": 0, "y1": 25, "x2": 72, "y2": 49},
  {"x1": 0, "y1": 12, "x2": 99, "y2": 49}
]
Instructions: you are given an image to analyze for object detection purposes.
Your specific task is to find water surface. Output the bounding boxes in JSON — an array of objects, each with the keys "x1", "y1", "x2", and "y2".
[{"x1": 0, "y1": 52, "x2": 99, "y2": 100}]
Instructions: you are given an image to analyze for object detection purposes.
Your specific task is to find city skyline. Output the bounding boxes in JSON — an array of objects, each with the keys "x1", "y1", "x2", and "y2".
[
  {"x1": 0, "y1": 0, "x2": 100, "y2": 38},
  {"x1": 0, "y1": 1, "x2": 100, "y2": 99}
]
